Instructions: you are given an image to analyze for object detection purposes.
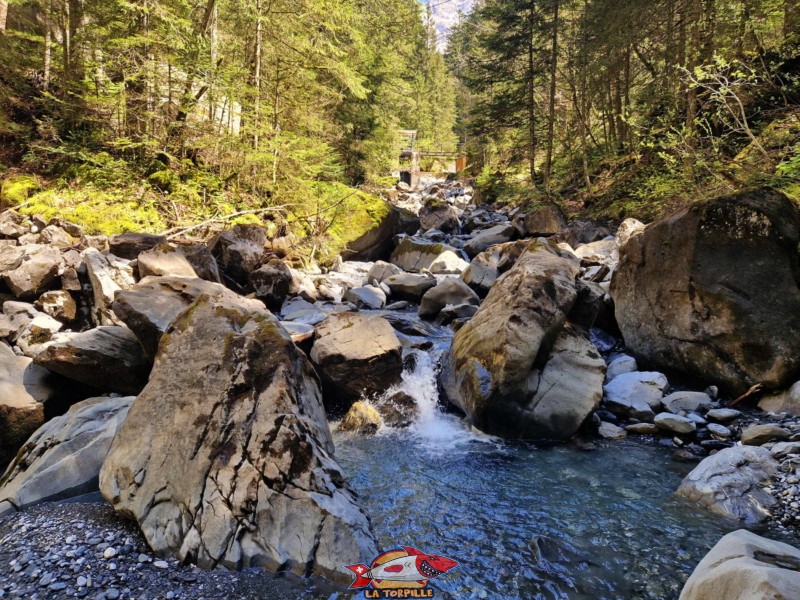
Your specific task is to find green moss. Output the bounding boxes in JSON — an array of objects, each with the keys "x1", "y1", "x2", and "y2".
[
  {"x1": 302, "y1": 181, "x2": 392, "y2": 264},
  {"x1": 19, "y1": 188, "x2": 166, "y2": 235},
  {"x1": 0, "y1": 175, "x2": 39, "y2": 207}
]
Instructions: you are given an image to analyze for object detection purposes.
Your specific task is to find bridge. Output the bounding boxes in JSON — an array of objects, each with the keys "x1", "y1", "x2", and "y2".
[{"x1": 396, "y1": 130, "x2": 467, "y2": 187}]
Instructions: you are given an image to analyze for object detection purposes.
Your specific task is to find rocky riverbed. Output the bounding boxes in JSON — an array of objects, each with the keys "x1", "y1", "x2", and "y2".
[{"x1": 1, "y1": 179, "x2": 800, "y2": 598}]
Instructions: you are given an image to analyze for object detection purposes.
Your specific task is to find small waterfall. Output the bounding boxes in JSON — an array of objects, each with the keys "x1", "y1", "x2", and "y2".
[{"x1": 378, "y1": 347, "x2": 496, "y2": 451}]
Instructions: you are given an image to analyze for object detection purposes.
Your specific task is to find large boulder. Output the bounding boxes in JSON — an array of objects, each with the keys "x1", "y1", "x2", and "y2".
[
  {"x1": 136, "y1": 243, "x2": 198, "y2": 278},
  {"x1": 82, "y1": 248, "x2": 136, "y2": 326},
  {"x1": 676, "y1": 445, "x2": 778, "y2": 523},
  {"x1": 99, "y1": 295, "x2": 377, "y2": 580},
  {"x1": 390, "y1": 237, "x2": 466, "y2": 274},
  {"x1": 419, "y1": 201, "x2": 460, "y2": 234},
  {"x1": 523, "y1": 204, "x2": 567, "y2": 237},
  {"x1": 35, "y1": 290, "x2": 77, "y2": 323},
  {"x1": 463, "y1": 223, "x2": 517, "y2": 257},
  {"x1": 0, "y1": 396, "x2": 133, "y2": 516},
  {"x1": 310, "y1": 313, "x2": 403, "y2": 412},
  {"x1": 0, "y1": 357, "x2": 59, "y2": 468},
  {"x1": 33, "y1": 326, "x2": 150, "y2": 395},
  {"x1": 602, "y1": 372, "x2": 668, "y2": 421},
  {"x1": 384, "y1": 272, "x2": 437, "y2": 302},
  {"x1": 109, "y1": 233, "x2": 167, "y2": 259},
  {"x1": 759, "y1": 380, "x2": 800, "y2": 416},
  {"x1": 418, "y1": 278, "x2": 479, "y2": 320},
  {"x1": 679, "y1": 530, "x2": 800, "y2": 600},
  {"x1": 181, "y1": 244, "x2": 222, "y2": 283},
  {"x1": 112, "y1": 276, "x2": 243, "y2": 359},
  {"x1": 208, "y1": 224, "x2": 268, "y2": 288},
  {"x1": 441, "y1": 240, "x2": 605, "y2": 440},
  {"x1": 1, "y1": 245, "x2": 63, "y2": 299},
  {"x1": 343, "y1": 204, "x2": 401, "y2": 261},
  {"x1": 611, "y1": 190, "x2": 800, "y2": 395},
  {"x1": 460, "y1": 240, "x2": 527, "y2": 297},
  {"x1": 249, "y1": 259, "x2": 292, "y2": 310}
]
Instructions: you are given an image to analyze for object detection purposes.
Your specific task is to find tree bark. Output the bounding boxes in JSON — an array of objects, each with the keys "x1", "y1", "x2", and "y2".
[
  {"x1": 527, "y1": 1, "x2": 537, "y2": 184},
  {"x1": 0, "y1": 0, "x2": 8, "y2": 33},
  {"x1": 543, "y1": 0, "x2": 559, "y2": 187}
]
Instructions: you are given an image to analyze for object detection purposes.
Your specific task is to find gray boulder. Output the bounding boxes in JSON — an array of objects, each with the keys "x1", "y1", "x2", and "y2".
[
  {"x1": 679, "y1": 530, "x2": 800, "y2": 600},
  {"x1": 384, "y1": 272, "x2": 437, "y2": 302},
  {"x1": 83, "y1": 248, "x2": 136, "y2": 326},
  {"x1": 419, "y1": 201, "x2": 460, "y2": 234},
  {"x1": 112, "y1": 276, "x2": 243, "y2": 359},
  {"x1": 460, "y1": 240, "x2": 528, "y2": 297},
  {"x1": 442, "y1": 240, "x2": 605, "y2": 440},
  {"x1": 1, "y1": 245, "x2": 62, "y2": 299},
  {"x1": 35, "y1": 290, "x2": 77, "y2": 322},
  {"x1": 759, "y1": 380, "x2": 800, "y2": 416},
  {"x1": 99, "y1": 295, "x2": 377, "y2": 580},
  {"x1": 661, "y1": 391, "x2": 714, "y2": 414},
  {"x1": 523, "y1": 204, "x2": 567, "y2": 237},
  {"x1": 344, "y1": 286, "x2": 386, "y2": 310},
  {"x1": 310, "y1": 313, "x2": 403, "y2": 411},
  {"x1": 208, "y1": 224, "x2": 268, "y2": 288},
  {"x1": 109, "y1": 233, "x2": 167, "y2": 259},
  {"x1": 654, "y1": 412, "x2": 696, "y2": 435},
  {"x1": 741, "y1": 424, "x2": 791, "y2": 446},
  {"x1": 0, "y1": 356, "x2": 58, "y2": 468},
  {"x1": 676, "y1": 445, "x2": 778, "y2": 523},
  {"x1": 137, "y1": 243, "x2": 198, "y2": 278},
  {"x1": 181, "y1": 244, "x2": 222, "y2": 283},
  {"x1": 366, "y1": 261, "x2": 402, "y2": 284},
  {"x1": 463, "y1": 223, "x2": 517, "y2": 257},
  {"x1": 249, "y1": 259, "x2": 292, "y2": 310},
  {"x1": 34, "y1": 327, "x2": 150, "y2": 395},
  {"x1": 418, "y1": 278, "x2": 479, "y2": 320},
  {"x1": 602, "y1": 371, "x2": 668, "y2": 421},
  {"x1": 611, "y1": 189, "x2": 800, "y2": 396},
  {"x1": 390, "y1": 237, "x2": 464, "y2": 273},
  {"x1": 0, "y1": 396, "x2": 133, "y2": 516},
  {"x1": 605, "y1": 355, "x2": 637, "y2": 382}
]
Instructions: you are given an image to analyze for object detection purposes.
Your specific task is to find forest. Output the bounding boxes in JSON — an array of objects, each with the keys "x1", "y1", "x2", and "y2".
[
  {"x1": 0, "y1": 0, "x2": 799, "y2": 254},
  {"x1": 449, "y1": 0, "x2": 800, "y2": 221},
  {"x1": 0, "y1": 0, "x2": 456, "y2": 260}
]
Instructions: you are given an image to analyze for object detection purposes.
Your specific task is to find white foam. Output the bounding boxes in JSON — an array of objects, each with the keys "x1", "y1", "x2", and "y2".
[{"x1": 376, "y1": 348, "x2": 499, "y2": 453}]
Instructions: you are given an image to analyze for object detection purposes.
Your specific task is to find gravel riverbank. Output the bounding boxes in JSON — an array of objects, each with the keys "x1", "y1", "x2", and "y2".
[{"x1": 0, "y1": 500, "x2": 334, "y2": 600}]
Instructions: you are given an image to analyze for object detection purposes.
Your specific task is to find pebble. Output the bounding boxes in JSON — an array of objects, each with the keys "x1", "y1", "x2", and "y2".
[
  {"x1": 103, "y1": 548, "x2": 116, "y2": 560},
  {"x1": 153, "y1": 561, "x2": 169, "y2": 569}
]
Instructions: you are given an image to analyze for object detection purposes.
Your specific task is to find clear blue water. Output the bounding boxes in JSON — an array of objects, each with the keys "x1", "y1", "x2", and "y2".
[{"x1": 329, "y1": 339, "x2": 798, "y2": 600}]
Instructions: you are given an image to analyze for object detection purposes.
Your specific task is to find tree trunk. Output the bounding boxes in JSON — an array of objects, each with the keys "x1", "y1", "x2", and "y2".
[
  {"x1": 543, "y1": 0, "x2": 559, "y2": 187},
  {"x1": 43, "y1": 0, "x2": 52, "y2": 89},
  {"x1": 685, "y1": 0, "x2": 701, "y2": 142},
  {"x1": 527, "y1": 2, "x2": 537, "y2": 184},
  {"x1": 252, "y1": 0, "x2": 262, "y2": 150},
  {"x1": 0, "y1": 0, "x2": 8, "y2": 33}
]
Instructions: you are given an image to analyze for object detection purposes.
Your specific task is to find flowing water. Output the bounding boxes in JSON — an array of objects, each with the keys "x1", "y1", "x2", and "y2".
[{"x1": 330, "y1": 313, "x2": 796, "y2": 600}]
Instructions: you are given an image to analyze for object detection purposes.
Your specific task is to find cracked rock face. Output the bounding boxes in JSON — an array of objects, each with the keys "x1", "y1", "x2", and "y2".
[
  {"x1": 99, "y1": 295, "x2": 376, "y2": 581},
  {"x1": 441, "y1": 239, "x2": 605, "y2": 440},
  {"x1": 611, "y1": 189, "x2": 800, "y2": 396},
  {"x1": 676, "y1": 445, "x2": 778, "y2": 524}
]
